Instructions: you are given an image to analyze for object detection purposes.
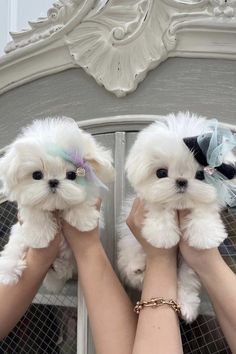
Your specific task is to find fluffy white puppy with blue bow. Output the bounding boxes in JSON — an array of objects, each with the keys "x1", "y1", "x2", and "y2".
[
  {"x1": 0, "y1": 117, "x2": 114, "y2": 292},
  {"x1": 117, "y1": 112, "x2": 236, "y2": 323}
]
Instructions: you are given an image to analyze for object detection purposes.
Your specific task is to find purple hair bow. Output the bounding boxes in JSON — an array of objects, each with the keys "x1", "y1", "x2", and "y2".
[{"x1": 47, "y1": 145, "x2": 108, "y2": 191}]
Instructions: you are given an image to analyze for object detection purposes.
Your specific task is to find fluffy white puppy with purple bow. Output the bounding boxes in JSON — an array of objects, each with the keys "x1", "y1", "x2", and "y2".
[
  {"x1": 117, "y1": 112, "x2": 236, "y2": 323},
  {"x1": 0, "y1": 117, "x2": 114, "y2": 292}
]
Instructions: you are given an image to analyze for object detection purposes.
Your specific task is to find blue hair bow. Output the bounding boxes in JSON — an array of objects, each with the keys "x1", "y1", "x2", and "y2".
[{"x1": 184, "y1": 120, "x2": 236, "y2": 207}]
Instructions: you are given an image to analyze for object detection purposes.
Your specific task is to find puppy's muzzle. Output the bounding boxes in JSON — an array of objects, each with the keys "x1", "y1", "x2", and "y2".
[
  {"x1": 176, "y1": 178, "x2": 188, "y2": 193},
  {"x1": 49, "y1": 179, "x2": 59, "y2": 193}
]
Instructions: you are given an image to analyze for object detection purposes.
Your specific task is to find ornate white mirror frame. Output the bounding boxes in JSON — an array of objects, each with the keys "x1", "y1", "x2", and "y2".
[{"x1": 0, "y1": 0, "x2": 236, "y2": 97}]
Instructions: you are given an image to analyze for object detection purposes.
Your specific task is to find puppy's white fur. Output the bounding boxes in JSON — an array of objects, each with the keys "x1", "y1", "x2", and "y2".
[
  {"x1": 0, "y1": 117, "x2": 114, "y2": 292},
  {"x1": 117, "y1": 112, "x2": 234, "y2": 323}
]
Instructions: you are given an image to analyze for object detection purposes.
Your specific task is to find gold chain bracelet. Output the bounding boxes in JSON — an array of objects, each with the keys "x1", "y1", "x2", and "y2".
[{"x1": 134, "y1": 297, "x2": 181, "y2": 316}]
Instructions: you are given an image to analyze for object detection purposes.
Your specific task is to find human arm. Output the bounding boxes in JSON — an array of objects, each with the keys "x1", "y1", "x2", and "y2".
[
  {"x1": 127, "y1": 198, "x2": 183, "y2": 354},
  {"x1": 179, "y1": 210, "x2": 236, "y2": 353},
  {"x1": 0, "y1": 232, "x2": 61, "y2": 340},
  {"x1": 62, "y1": 200, "x2": 137, "y2": 354}
]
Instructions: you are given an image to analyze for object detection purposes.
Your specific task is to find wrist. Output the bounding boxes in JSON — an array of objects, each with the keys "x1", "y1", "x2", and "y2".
[
  {"x1": 63, "y1": 222, "x2": 102, "y2": 257},
  {"x1": 146, "y1": 249, "x2": 177, "y2": 266},
  {"x1": 26, "y1": 248, "x2": 55, "y2": 274},
  {"x1": 144, "y1": 254, "x2": 178, "y2": 299},
  {"x1": 146, "y1": 255, "x2": 177, "y2": 280},
  {"x1": 189, "y1": 248, "x2": 222, "y2": 275},
  {"x1": 26, "y1": 233, "x2": 61, "y2": 271},
  {"x1": 74, "y1": 239, "x2": 104, "y2": 264}
]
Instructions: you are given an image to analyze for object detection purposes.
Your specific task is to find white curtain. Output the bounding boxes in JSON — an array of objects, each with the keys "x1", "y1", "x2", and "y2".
[{"x1": 0, "y1": 0, "x2": 53, "y2": 55}]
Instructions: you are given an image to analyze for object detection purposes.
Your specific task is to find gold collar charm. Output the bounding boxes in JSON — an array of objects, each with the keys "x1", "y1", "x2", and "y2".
[
  {"x1": 204, "y1": 166, "x2": 216, "y2": 175},
  {"x1": 76, "y1": 167, "x2": 86, "y2": 177}
]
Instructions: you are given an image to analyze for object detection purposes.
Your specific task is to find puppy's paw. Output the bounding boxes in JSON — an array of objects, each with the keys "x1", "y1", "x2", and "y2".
[
  {"x1": 179, "y1": 297, "x2": 200, "y2": 323},
  {"x1": 23, "y1": 223, "x2": 57, "y2": 248},
  {"x1": 142, "y1": 220, "x2": 180, "y2": 248},
  {"x1": 26, "y1": 235, "x2": 51, "y2": 248},
  {"x1": 76, "y1": 211, "x2": 99, "y2": 231},
  {"x1": 177, "y1": 261, "x2": 201, "y2": 323},
  {"x1": 65, "y1": 208, "x2": 100, "y2": 232},
  {"x1": 184, "y1": 220, "x2": 227, "y2": 249},
  {"x1": 121, "y1": 260, "x2": 145, "y2": 290},
  {"x1": 182, "y1": 208, "x2": 227, "y2": 249},
  {"x1": 0, "y1": 273, "x2": 19, "y2": 285},
  {"x1": 53, "y1": 259, "x2": 73, "y2": 279},
  {"x1": 0, "y1": 259, "x2": 26, "y2": 285},
  {"x1": 43, "y1": 269, "x2": 67, "y2": 293},
  {"x1": 117, "y1": 235, "x2": 146, "y2": 290},
  {"x1": 187, "y1": 232, "x2": 226, "y2": 249}
]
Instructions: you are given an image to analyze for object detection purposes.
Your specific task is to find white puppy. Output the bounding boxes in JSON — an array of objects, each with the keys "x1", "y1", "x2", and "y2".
[
  {"x1": 117, "y1": 112, "x2": 236, "y2": 323},
  {"x1": 0, "y1": 117, "x2": 114, "y2": 292}
]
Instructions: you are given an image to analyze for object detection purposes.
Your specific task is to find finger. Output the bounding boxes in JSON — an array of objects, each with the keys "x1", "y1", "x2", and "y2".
[
  {"x1": 134, "y1": 199, "x2": 146, "y2": 224},
  {"x1": 178, "y1": 209, "x2": 190, "y2": 220},
  {"x1": 126, "y1": 199, "x2": 145, "y2": 234},
  {"x1": 51, "y1": 211, "x2": 62, "y2": 231},
  {"x1": 17, "y1": 211, "x2": 23, "y2": 225},
  {"x1": 180, "y1": 209, "x2": 189, "y2": 217},
  {"x1": 53, "y1": 210, "x2": 60, "y2": 218},
  {"x1": 95, "y1": 197, "x2": 102, "y2": 211},
  {"x1": 129, "y1": 197, "x2": 141, "y2": 217},
  {"x1": 136, "y1": 198, "x2": 145, "y2": 214},
  {"x1": 127, "y1": 198, "x2": 145, "y2": 226},
  {"x1": 133, "y1": 197, "x2": 142, "y2": 210}
]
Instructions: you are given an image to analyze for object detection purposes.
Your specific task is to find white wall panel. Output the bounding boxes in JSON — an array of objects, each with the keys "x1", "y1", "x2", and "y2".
[{"x1": 0, "y1": 1, "x2": 11, "y2": 56}]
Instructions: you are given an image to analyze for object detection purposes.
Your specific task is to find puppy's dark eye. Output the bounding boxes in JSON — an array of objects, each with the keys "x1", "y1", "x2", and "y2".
[
  {"x1": 66, "y1": 171, "x2": 77, "y2": 180},
  {"x1": 32, "y1": 171, "x2": 43, "y2": 180},
  {"x1": 156, "y1": 168, "x2": 168, "y2": 178},
  {"x1": 195, "y1": 170, "x2": 204, "y2": 180}
]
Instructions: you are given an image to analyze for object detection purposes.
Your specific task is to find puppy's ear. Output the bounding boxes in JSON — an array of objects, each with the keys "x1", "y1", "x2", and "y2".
[
  {"x1": 125, "y1": 150, "x2": 142, "y2": 187},
  {"x1": 0, "y1": 144, "x2": 20, "y2": 192},
  {"x1": 125, "y1": 139, "x2": 150, "y2": 188},
  {"x1": 81, "y1": 131, "x2": 114, "y2": 183},
  {"x1": 0, "y1": 139, "x2": 38, "y2": 191}
]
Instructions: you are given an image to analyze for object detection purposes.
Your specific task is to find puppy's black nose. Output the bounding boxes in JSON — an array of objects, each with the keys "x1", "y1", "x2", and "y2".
[
  {"x1": 176, "y1": 178, "x2": 188, "y2": 188},
  {"x1": 49, "y1": 179, "x2": 59, "y2": 188}
]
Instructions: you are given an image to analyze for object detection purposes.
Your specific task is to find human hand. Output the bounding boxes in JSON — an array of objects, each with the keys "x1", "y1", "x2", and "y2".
[
  {"x1": 62, "y1": 198, "x2": 102, "y2": 257},
  {"x1": 126, "y1": 198, "x2": 177, "y2": 262},
  {"x1": 26, "y1": 232, "x2": 61, "y2": 269},
  {"x1": 178, "y1": 210, "x2": 221, "y2": 274}
]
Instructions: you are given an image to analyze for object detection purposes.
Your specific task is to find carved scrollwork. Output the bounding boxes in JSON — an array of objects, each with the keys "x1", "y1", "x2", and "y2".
[
  {"x1": 210, "y1": 0, "x2": 236, "y2": 17},
  {"x1": 66, "y1": 0, "x2": 168, "y2": 96},
  {"x1": 4, "y1": 0, "x2": 94, "y2": 53},
  {"x1": 161, "y1": 0, "x2": 209, "y2": 8}
]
